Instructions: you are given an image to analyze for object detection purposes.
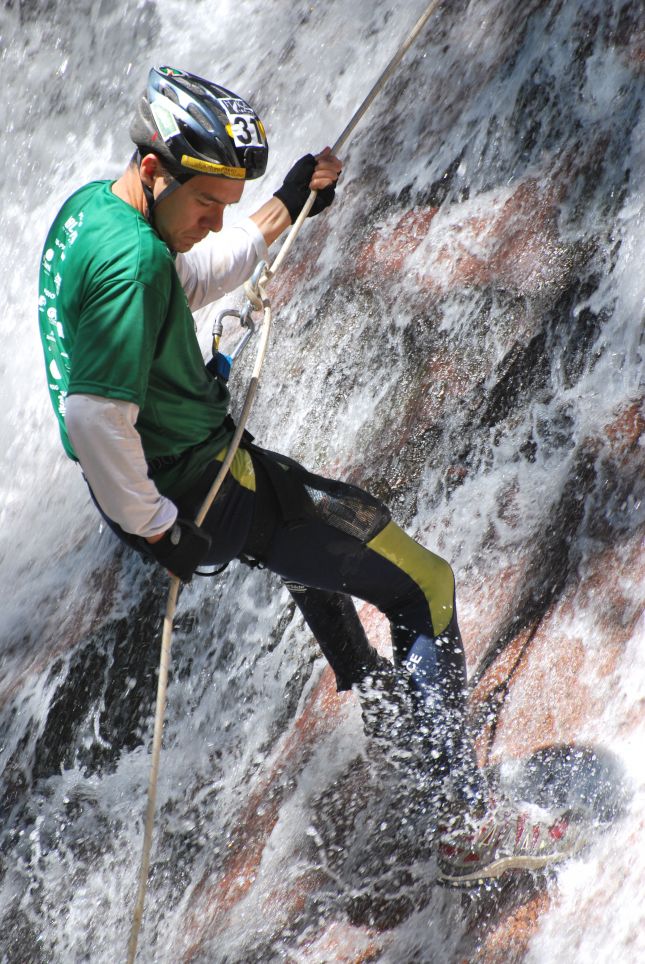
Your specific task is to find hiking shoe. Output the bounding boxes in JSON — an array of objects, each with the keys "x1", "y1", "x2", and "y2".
[{"x1": 436, "y1": 804, "x2": 587, "y2": 886}]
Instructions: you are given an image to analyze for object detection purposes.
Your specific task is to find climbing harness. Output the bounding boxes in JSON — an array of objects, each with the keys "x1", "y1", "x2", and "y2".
[{"x1": 127, "y1": 1, "x2": 444, "y2": 959}]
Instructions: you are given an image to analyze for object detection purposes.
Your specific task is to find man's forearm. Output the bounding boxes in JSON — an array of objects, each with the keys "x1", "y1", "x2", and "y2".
[{"x1": 250, "y1": 197, "x2": 292, "y2": 247}]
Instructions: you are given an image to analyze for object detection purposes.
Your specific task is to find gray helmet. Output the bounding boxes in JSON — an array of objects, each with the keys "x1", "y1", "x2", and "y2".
[{"x1": 130, "y1": 65, "x2": 268, "y2": 182}]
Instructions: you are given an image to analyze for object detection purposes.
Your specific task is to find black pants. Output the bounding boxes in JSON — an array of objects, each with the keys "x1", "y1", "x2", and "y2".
[{"x1": 178, "y1": 445, "x2": 467, "y2": 702}]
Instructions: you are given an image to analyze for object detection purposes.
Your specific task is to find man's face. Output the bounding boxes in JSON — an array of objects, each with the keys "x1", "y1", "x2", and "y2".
[{"x1": 153, "y1": 173, "x2": 245, "y2": 252}]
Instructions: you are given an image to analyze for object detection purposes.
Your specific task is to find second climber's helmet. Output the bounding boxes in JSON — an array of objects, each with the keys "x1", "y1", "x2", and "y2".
[{"x1": 130, "y1": 65, "x2": 268, "y2": 182}]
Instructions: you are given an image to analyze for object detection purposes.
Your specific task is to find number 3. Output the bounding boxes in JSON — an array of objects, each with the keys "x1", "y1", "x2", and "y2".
[{"x1": 233, "y1": 116, "x2": 263, "y2": 146}]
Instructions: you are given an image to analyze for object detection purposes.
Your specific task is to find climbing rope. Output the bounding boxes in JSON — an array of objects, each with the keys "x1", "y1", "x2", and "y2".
[{"x1": 126, "y1": 1, "x2": 442, "y2": 959}]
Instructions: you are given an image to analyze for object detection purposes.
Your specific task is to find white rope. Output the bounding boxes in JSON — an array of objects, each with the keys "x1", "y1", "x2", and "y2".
[
  {"x1": 126, "y1": 1, "x2": 441, "y2": 957},
  {"x1": 126, "y1": 573, "x2": 179, "y2": 964}
]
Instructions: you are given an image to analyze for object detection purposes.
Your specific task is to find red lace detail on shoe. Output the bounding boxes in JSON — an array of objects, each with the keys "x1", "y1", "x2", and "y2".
[
  {"x1": 549, "y1": 816, "x2": 569, "y2": 841},
  {"x1": 439, "y1": 843, "x2": 458, "y2": 857},
  {"x1": 438, "y1": 841, "x2": 482, "y2": 864}
]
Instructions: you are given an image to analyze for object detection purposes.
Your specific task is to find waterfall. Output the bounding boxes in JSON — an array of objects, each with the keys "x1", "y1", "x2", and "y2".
[{"x1": 1, "y1": 0, "x2": 643, "y2": 960}]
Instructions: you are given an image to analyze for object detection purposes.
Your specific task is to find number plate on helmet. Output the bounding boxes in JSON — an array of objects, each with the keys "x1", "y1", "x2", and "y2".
[{"x1": 219, "y1": 97, "x2": 266, "y2": 148}]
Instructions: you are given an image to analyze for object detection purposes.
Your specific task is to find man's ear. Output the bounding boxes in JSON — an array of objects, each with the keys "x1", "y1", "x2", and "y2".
[{"x1": 139, "y1": 153, "x2": 163, "y2": 187}]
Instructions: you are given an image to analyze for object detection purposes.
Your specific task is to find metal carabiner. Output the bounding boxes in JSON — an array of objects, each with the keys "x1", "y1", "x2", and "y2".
[
  {"x1": 229, "y1": 318, "x2": 256, "y2": 362},
  {"x1": 211, "y1": 307, "x2": 242, "y2": 355},
  {"x1": 211, "y1": 260, "x2": 269, "y2": 362},
  {"x1": 210, "y1": 306, "x2": 256, "y2": 363},
  {"x1": 243, "y1": 260, "x2": 269, "y2": 313}
]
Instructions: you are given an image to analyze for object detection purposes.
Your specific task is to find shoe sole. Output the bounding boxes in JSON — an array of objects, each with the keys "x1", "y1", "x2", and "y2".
[{"x1": 436, "y1": 838, "x2": 587, "y2": 888}]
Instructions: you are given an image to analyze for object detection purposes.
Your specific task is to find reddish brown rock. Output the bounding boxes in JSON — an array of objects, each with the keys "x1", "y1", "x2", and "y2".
[
  {"x1": 354, "y1": 205, "x2": 440, "y2": 279},
  {"x1": 293, "y1": 920, "x2": 385, "y2": 962},
  {"x1": 350, "y1": 178, "x2": 569, "y2": 299},
  {"x1": 604, "y1": 396, "x2": 645, "y2": 458},
  {"x1": 475, "y1": 892, "x2": 551, "y2": 964},
  {"x1": 179, "y1": 601, "x2": 394, "y2": 960},
  {"x1": 469, "y1": 526, "x2": 645, "y2": 767}
]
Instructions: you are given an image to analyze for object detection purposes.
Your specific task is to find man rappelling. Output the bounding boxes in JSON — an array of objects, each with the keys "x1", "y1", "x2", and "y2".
[{"x1": 37, "y1": 65, "x2": 582, "y2": 887}]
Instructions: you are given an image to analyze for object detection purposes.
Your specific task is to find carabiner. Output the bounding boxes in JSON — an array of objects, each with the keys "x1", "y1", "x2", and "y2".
[
  {"x1": 210, "y1": 260, "x2": 269, "y2": 363},
  {"x1": 211, "y1": 307, "x2": 242, "y2": 355},
  {"x1": 243, "y1": 260, "x2": 269, "y2": 313}
]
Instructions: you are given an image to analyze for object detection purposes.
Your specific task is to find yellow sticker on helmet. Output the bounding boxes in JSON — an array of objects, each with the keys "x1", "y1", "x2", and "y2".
[{"x1": 180, "y1": 155, "x2": 247, "y2": 178}]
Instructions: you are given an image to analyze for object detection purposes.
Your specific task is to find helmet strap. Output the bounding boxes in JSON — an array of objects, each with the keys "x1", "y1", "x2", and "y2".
[
  {"x1": 135, "y1": 149, "x2": 186, "y2": 226},
  {"x1": 141, "y1": 180, "x2": 157, "y2": 224},
  {"x1": 154, "y1": 178, "x2": 184, "y2": 207}
]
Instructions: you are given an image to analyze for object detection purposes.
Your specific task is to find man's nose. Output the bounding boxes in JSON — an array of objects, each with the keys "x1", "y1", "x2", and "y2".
[{"x1": 201, "y1": 208, "x2": 223, "y2": 232}]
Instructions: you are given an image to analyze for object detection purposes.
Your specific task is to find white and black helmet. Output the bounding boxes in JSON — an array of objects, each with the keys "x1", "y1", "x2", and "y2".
[{"x1": 130, "y1": 65, "x2": 268, "y2": 182}]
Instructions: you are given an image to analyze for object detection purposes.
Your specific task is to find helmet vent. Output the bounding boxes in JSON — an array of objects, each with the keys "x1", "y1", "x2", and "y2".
[
  {"x1": 187, "y1": 103, "x2": 215, "y2": 133},
  {"x1": 160, "y1": 84, "x2": 179, "y2": 105},
  {"x1": 179, "y1": 76, "x2": 207, "y2": 97}
]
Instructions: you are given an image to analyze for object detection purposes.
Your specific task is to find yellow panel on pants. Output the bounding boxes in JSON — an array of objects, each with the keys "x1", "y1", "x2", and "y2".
[
  {"x1": 366, "y1": 521, "x2": 455, "y2": 636},
  {"x1": 214, "y1": 445, "x2": 256, "y2": 492}
]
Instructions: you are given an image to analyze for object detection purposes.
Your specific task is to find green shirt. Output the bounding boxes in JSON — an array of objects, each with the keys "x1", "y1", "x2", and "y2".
[{"x1": 38, "y1": 180, "x2": 233, "y2": 499}]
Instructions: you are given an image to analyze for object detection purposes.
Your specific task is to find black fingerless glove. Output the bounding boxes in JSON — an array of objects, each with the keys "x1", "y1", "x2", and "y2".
[
  {"x1": 273, "y1": 154, "x2": 337, "y2": 223},
  {"x1": 145, "y1": 518, "x2": 211, "y2": 583}
]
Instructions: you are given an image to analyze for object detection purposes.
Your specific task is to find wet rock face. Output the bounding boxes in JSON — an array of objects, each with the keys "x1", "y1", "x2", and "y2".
[
  {"x1": 29, "y1": 579, "x2": 166, "y2": 779},
  {"x1": 0, "y1": 565, "x2": 163, "y2": 843},
  {"x1": 1, "y1": 0, "x2": 643, "y2": 961},
  {"x1": 183, "y1": 0, "x2": 642, "y2": 956},
  {"x1": 263, "y1": 0, "x2": 641, "y2": 527}
]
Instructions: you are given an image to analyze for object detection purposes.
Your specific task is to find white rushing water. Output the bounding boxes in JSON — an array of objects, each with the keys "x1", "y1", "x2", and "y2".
[{"x1": 0, "y1": 0, "x2": 643, "y2": 961}]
